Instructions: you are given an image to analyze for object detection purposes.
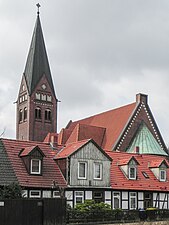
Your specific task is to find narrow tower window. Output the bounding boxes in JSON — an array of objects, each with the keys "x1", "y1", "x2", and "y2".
[
  {"x1": 24, "y1": 107, "x2": 27, "y2": 121},
  {"x1": 45, "y1": 109, "x2": 51, "y2": 121},
  {"x1": 19, "y1": 109, "x2": 23, "y2": 122},
  {"x1": 35, "y1": 107, "x2": 41, "y2": 120}
]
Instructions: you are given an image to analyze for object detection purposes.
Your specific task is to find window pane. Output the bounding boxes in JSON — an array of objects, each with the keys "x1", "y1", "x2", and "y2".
[
  {"x1": 129, "y1": 167, "x2": 136, "y2": 179},
  {"x1": 113, "y1": 192, "x2": 120, "y2": 209},
  {"x1": 78, "y1": 162, "x2": 86, "y2": 178},
  {"x1": 130, "y1": 192, "x2": 137, "y2": 209},
  {"x1": 31, "y1": 159, "x2": 41, "y2": 174},
  {"x1": 75, "y1": 191, "x2": 84, "y2": 205},
  {"x1": 94, "y1": 163, "x2": 102, "y2": 179}
]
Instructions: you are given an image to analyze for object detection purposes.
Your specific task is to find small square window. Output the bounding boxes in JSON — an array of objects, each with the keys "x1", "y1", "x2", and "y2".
[
  {"x1": 31, "y1": 159, "x2": 41, "y2": 174},
  {"x1": 53, "y1": 191, "x2": 60, "y2": 198},
  {"x1": 30, "y1": 190, "x2": 41, "y2": 198}
]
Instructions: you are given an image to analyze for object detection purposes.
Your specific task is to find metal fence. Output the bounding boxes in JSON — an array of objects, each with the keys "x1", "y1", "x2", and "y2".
[
  {"x1": 66, "y1": 208, "x2": 169, "y2": 224},
  {"x1": 0, "y1": 198, "x2": 66, "y2": 225}
]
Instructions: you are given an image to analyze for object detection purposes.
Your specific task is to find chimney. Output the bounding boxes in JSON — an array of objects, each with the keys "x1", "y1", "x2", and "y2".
[
  {"x1": 50, "y1": 134, "x2": 58, "y2": 149},
  {"x1": 136, "y1": 93, "x2": 148, "y2": 104},
  {"x1": 135, "y1": 146, "x2": 140, "y2": 154}
]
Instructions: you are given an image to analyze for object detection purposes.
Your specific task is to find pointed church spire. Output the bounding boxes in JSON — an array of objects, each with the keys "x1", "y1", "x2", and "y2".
[
  {"x1": 23, "y1": 9, "x2": 55, "y2": 96},
  {"x1": 16, "y1": 7, "x2": 57, "y2": 142}
]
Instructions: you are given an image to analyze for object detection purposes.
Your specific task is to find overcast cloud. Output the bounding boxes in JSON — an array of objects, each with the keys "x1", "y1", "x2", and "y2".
[{"x1": 1, "y1": 0, "x2": 169, "y2": 145}]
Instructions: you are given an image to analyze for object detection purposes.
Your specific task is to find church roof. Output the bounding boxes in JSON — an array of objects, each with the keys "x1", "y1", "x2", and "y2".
[
  {"x1": 23, "y1": 14, "x2": 55, "y2": 95},
  {"x1": 58, "y1": 102, "x2": 137, "y2": 150},
  {"x1": 126, "y1": 123, "x2": 168, "y2": 156}
]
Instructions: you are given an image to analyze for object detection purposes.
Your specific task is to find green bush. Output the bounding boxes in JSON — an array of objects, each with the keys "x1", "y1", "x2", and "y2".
[{"x1": 0, "y1": 182, "x2": 22, "y2": 199}]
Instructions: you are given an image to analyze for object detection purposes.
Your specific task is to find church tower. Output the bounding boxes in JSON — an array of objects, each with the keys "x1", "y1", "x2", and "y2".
[{"x1": 16, "y1": 6, "x2": 57, "y2": 142}]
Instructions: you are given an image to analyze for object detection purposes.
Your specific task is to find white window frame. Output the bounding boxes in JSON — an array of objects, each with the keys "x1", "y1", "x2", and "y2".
[
  {"x1": 78, "y1": 162, "x2": 87, "y2": 179},
  {"x1": 31, "y1": 159, "x2": 41, "y2": 174},
  {"x1": 75, "y1": 191, "x2": 84, "y2": 205},
  {"x1": 30, "y1": 190, "x2": 41, "y2": 198},
  {"x1": 130, "y1": 192, "x2": 137, "y2": 210},
  {"x1": 94, "y1": 162, "x2": 102, "y2": 180},
  {"x1": 160, "y1": 169, "x2": 166, "y2": 182},
  {"x1": 113, "y1": 191, "x2": 121, "y2": 209},
  {"x1": 53, "y1": 191, "x2": 60, "y2": 198},
  {"x1": 35, "y1": 93, "x2": 41, "y2": 100},
  {"x1": 129, "y1": 166, "x2": 136, "y2": 180}
]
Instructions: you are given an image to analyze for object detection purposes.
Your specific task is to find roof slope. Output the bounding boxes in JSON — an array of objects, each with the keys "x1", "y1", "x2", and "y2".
[
  {"x1": 127, "y1": 123, "x2": 168, "y2": 156},
  {"x1": 0, "y1": 140, "x2": 18, "y2": 185},
  {"x1": 1, "y1": 139, "x2": 66, "y2": 188},
  {"x1": 24, "y1": 14, "x2": 55, "y2": 95},
  {"x1": 107, "y1": 151, "x2": 169, "y2": 192},
  {"x1": 60, "y1": 102, "x2": 136, "y2": 150}
]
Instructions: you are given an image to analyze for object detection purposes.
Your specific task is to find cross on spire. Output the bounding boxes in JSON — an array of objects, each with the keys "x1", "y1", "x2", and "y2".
[{"x1": 36, "y1": 3, "x2": 41, "y2": 15}]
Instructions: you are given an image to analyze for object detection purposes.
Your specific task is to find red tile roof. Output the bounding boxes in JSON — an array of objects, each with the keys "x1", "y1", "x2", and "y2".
[
  {"x1": 66, "y1": 124, "x2": 106, "y2": 146},
  {"x1": 107, "y1": 151, "x2": 169, "y2": 192},
  {"x1": 149, "y1": 159, "x2": 169, "y2": 168},
  {"x1": 20, "y1": 146, "x2": 37, "y2": 157},
  {"x1": 59, "y1": 102, "x2": 136, "y2": 150},
  {"x1": 55, "y1": 139, "x2": 90, "y2": 159},
  {"x1": 1, "y1": 139, "x2": 67, "y2": 188}
]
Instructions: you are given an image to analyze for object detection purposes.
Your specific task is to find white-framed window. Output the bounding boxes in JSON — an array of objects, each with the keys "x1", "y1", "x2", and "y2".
[
  {"x1": 78, "y1": 162, "x2": 87, "y2": 179},
  {"x1": 94, "y1": 163, "x2": 102, "y2": 179},
  {"x1": 130, "y1": 192, "x2": 137, "y2": 210},
  {"x1": 30, "y1": 190, "x2": 41, "y2": 198},
  {"x1": 160, "y1": 169, "x2": 166, "y2": 181},
  {"x1": 41, "y1": 94, "x2": 46, "y2": 101},
  {"x1": 129, "y1": 166, "x2": 136, "y2": 180},
  {"x1": 47, "y1": 95, "x2": 52, "y2": 102},
  {"x1": 31, "y1": 159, "x2": 41, "y2": 174},
  {"x1": 113, "y1": 192, "x2": 120, "y2": 209},
  {"x1": 75, "y1": 191, "x2": 84, "y2": 205},
  {"x1": 53, "y1": 191, "x2": 60, "y2": 198},
  {"x1": 35, "y1": 93, "x2": 41, "y2": 100}
]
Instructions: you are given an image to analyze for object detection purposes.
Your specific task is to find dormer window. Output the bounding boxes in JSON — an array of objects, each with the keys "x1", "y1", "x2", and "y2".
[
  {"x1": 160, "y1": 169, "x2": 166, "y2": 182},
  {"x1": 31, "y1": 159, "x2": 41, "y2": 174},
  {"x1": 129, "y1": 166, "x2": 136, "y2": 180},
  {"x1": 20, "y1": 145, "x2": 45, "y2": 176},
  {"x1": 119, "y1": 157, "x2": 138, "y2": 180},
  {"x1": 149, "y1": 160, "x2": 168, "y2": 182}
]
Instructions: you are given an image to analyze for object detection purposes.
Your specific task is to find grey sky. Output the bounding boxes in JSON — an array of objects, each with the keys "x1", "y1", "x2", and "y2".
[{"x1": 0, "y1": 0, "x2": 169, "y2": 145}]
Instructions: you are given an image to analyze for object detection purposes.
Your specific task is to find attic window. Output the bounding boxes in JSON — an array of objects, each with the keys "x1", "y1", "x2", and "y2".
[
  {"x1": 160, "y1": 169, "x2": 166, "y2": 182},
  {"x1": 129, "y1": 166, "x2": 136, "y2": 180},
  {"x1": 142, "y1": 171, "x2": 149, "y2": 179},
  {"x1": 31, "y1": 159, "x2": 41, "y2": 174}
]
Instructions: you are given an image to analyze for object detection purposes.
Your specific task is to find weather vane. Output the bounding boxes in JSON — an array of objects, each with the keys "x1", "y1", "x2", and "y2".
[{"x1": 36, "y1": 3, "x2": 41, "y2": 15}]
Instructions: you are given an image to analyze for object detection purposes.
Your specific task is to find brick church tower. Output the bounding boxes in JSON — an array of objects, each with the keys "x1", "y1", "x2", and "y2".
[{"x1": 16, "y1": 9, "x2": 57, "y2": 141}]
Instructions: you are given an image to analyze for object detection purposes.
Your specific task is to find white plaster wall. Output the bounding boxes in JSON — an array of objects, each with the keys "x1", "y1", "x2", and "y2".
[
  {"x1": 85, "y1": 191, "x2": 92, "y2": 200},
  {"x1": 65, "y1": 191, "x2": 73, "y2": 200},
  {"x1": 105, "y1": 191, "x2": 111, "y2": 200},
  {"x1": 43, "y1": 191, "x2": 51, "y2": 198},
  {"x1": 122, "y1": 201, "x2": 128, "y2": 209},
  {"x1": 122, "y1": 191, "x2": 128, "y2": 200},
  {"x1": 138, "y1": 192, "x2": 143, "y2": 200}
]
